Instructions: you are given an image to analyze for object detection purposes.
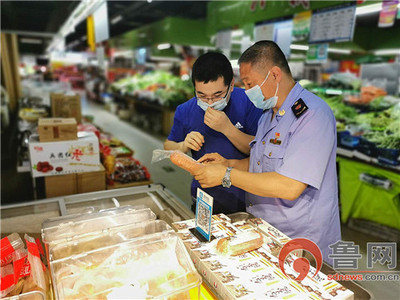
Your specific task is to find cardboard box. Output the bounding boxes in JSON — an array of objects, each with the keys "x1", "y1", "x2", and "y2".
[
  {"x1": 38, "y1": 118, "x2": 78, "y2": 142},
  {"x1": 76, "y1": 165, "x2": 106, "y2": 193},
  {"x1": 29, "y1": 132, "x2": 101, "y2": 178},
  {"x1": 51, "y1": 93, "x2": 82, "y2": 123},
  {"x1": 45, "y1": 173, "x2": 77, "y2": 198},
  {"x1": 45, "y1": 166, "x2": 106, "y2": 197}
]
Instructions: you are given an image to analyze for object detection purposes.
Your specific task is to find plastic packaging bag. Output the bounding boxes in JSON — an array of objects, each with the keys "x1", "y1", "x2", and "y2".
[
  {"x1": 1, "y1": 233, "x2": 24, "y2": 266},
  {"x1": 25, "y1": 234, "x2": 46, "y2": 293},
  {"x1": 151, "y1": 150, "x2": 203, "y2": 173},
  {"x1": 0, "y1": 264, "x2": 15, "y2": 297}
]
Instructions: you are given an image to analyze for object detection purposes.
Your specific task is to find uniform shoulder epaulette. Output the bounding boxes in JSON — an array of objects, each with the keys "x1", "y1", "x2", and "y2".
[{"x1": 291, "y1": 98, "x2": 308, "y2": 118}]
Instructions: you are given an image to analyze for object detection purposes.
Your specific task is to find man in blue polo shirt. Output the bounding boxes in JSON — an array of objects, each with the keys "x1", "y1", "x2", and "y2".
[{"x1": 164, "y1": 52, "x2": 262, "y2": 214}]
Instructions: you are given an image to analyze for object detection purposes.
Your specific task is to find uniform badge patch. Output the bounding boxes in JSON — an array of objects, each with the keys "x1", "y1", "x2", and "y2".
[{"x1": 291, "y1": 98, "x2": 308, "y2": 118}]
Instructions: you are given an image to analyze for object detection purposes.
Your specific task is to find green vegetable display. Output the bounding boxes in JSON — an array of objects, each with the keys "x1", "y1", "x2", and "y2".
[
  {"x1": 111, "y1": 71, "x2": 193, "y2": 108},
  {"x1": 317, "y1": 91, "x2": 400, "y2": 150}
]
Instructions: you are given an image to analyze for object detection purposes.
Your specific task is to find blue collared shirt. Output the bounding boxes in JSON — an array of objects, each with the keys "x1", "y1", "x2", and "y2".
[
  {"x1": 168, "y1": 87, "x2": 262, "y2": 214},
  {"x1": 247, "y1": 82, "x2": 341, "y2": 264}
]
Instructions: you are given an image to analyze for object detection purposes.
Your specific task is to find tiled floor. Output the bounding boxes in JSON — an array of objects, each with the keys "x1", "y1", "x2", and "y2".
[{"x1": 83, "y1": 98, "x2": 399, "y2": 300}]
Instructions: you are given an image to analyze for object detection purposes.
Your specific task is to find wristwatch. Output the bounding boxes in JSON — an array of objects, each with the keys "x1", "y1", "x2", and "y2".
[{"x1": 222, "y1": 167, "x2": 233, "y2": 188}]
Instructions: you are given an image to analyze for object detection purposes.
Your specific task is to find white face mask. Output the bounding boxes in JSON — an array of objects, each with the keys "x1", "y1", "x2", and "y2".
[
  {"x1": 196, "y1": 84, "x2": 232, "y2": 111},
  {"x1": 245, "y1": 71, "x2": 279, "y2": 110}
]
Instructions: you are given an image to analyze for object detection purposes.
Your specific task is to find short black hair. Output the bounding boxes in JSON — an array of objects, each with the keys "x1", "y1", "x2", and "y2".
[
  {"x1": 238, "y1": 40, "x2": 292, "y2": 76},
  {"x1": 192, "y1": 52, "x2": 233, "y2": 86}
]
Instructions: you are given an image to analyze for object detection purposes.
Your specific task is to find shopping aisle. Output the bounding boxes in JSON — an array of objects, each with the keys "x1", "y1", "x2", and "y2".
[{"x1": 82, "y1": 97, "x2": 193, "y2": 210}]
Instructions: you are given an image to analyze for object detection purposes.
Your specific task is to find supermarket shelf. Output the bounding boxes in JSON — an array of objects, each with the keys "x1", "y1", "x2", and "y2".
[{"x1": 337, "y1": 147, "x2": 400, "y2": 173}]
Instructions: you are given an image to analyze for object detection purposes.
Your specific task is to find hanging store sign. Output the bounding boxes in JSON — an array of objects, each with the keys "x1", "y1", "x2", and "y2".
[
  {"x1": 378, "y1": 0, "x2": 398, "y2": 28},
  {"x1": 306, "y1": 44, "x2": 328, "y2": 64},
  {"x1": 292, "y1": 10, "x2": 312, "y2": 41},
  {"x1": 309, "y1": 4, "x2": 356, "y2": 44}
]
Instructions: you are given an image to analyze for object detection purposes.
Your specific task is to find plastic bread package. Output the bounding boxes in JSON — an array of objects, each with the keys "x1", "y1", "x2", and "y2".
[
  {"x1": 1, "y1": 233, "x2": 24, "y2": 267},
  {"x1": 151, "y1": 149, "x2": 203, "y2": 173},
  {"x1": 0, "y1": 264, "x2": 15, "y2": 298},
  {"x1": 24, "y1": 235, "x2": 47, "y2": 294}
]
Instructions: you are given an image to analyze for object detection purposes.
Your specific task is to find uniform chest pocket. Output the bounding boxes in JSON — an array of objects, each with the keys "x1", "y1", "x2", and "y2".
[{"x1": 262, "y1": 145, "x2": 286, "y2": 172}]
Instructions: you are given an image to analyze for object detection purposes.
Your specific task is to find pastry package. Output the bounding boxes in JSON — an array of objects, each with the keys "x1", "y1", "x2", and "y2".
[
  {"x1": 49, "y1": 220, "x2": 173, "y2": 261},
  {"x1": 216, "y1": 230, "x2": 264, "y2": 256},
  {"x1": 50, "y1": 232, "x2": 201, "y2": 300}
]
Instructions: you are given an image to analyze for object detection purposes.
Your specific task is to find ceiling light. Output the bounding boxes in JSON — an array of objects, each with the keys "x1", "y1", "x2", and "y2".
[
  {"x1": 290, "y1": 44, "x2": 309, "y2": 51},
  {"x1": 374, "y1": 49, "x2": 400, "y2": 56},
  {"x1": 157, "y1": 43, "x2": 171, "y2": 50},
  {"x1": 111, "y1": 15, "x2": 123, "y2": 25},
  {"x1": 355, "y1": 3, "x2": 382, "y2": 16},
  {"x1": 147, "y1": 0, "x2": 152, "y2": 3},
  {"x1": 20, "y1": 38, "x2": 42, "y2": 44},
  {"x1": 328, "y1": 48, "x2": 351, "y2": 54}
]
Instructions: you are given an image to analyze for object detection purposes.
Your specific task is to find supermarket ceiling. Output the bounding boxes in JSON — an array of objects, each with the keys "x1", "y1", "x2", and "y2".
[
  {"x1": 1, "y1": 1, "x2": 398, "y2": 55},
  {"x1": 1, "y1": 0, "x2": 209, "y2": 55}
]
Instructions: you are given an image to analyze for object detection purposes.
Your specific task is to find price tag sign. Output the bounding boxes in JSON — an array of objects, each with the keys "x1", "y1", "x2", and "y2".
[{"x1": 195, "y1": 188, "x2": 213, "y2": 241}]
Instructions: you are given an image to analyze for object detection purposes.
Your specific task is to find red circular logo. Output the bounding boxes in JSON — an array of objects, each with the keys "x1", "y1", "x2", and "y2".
[{"x1": 279, "y1": 238, "x2": 323, "y2": 282}]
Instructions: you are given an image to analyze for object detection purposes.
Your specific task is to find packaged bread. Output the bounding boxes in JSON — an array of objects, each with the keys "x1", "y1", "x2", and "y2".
[
  {"x1": 216, "y1": 230, "x2": 263, "y2": 256},
  {"x1": 170, "y1": 151, "x2": 203, "y2": 173}
]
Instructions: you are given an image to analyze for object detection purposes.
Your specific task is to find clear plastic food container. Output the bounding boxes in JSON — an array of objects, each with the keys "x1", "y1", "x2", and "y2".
[
  {"x1": 50, "y1": 232, "x2": 202, "y2": 300},
  {"x1": 41, "y1": 206, "x2": 156, "y2": 244},
  {"x1": 1, "y1": 290, "x2": 46, "y2": 300},
  {"x1": 49, "y1": 220, "x2": 173, "y2": 261}
]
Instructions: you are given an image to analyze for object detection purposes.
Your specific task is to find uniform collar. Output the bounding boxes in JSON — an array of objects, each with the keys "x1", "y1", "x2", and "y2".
[{"x1": 275, "y1": 82, "x2": 304, "y2": 121}]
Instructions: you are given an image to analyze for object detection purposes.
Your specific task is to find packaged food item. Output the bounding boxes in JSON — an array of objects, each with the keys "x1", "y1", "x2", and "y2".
[
  {"x1": 1, "y1": 233, "x2": 24, "y2": 266},
  {"x1": 170, "y1": 151, "x2": 203, "y2": 173},
  {"x1": 151, "y1": 149, "x2": 203, "y2": 173},
  {"x1": 12, "y1": 248, "x2": 31, "y2": 283},
  {"x1": 107, "y1": 156, "x2": 150, "y2": 184},
  {"x1": 216, "y1": 230, "x2": 263, "y2": 256},
  {"x1": 1, "y1": 264, "x2": 15, "y2": 298},
  {"x1": 42, "y1": 206, "x2": 156, "y2": 246},
  {"x1": 49, "y1": 220, "x2": 172, "y2": 261},
  {"x1": 25, "y1": 235, "x2": 46, "y2": 293},
  {"x1": 51, "y1": 232, "x2": 201, "y2": 300}
]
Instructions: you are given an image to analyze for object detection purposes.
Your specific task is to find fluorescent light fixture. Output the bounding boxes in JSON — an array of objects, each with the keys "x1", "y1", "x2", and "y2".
[
  {"x1": 150, "y1": 56, "x2": 181, "y2": 62},
  {"x1": 328, "y1": 48, "x2": 351, "y2": 54},
  {"x1": 147, "y1": 0, "x2": 152, "y2": 3},
  {"x1": 231, "y1": 29, "x2": 244, "y2": 38},
  {"x1": 20, "y1": 38, "x2": 42, "y2": 44},
  {"x1": 290, "y1": 44, "x2": 309, "y2": 51},
  {"x1": 374, "y1": 49, "x2": 400, "y2": 56},
  {"x1": 355, "y1": 3, "x2": 382, "y2": 16},
  {"x1": 111, "y1": 15, "x2": 123, "y2": 25},
  {"x1": 326, "y1": 89, "x2": 343, "y2": 95},
  {"x1": 157, "y1": 43, "x2": 171, "y2": 50}
]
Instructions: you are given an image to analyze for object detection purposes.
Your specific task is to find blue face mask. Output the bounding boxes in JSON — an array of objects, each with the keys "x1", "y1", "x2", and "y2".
[
  {"x1": 196, "y1": 84, "x2": 232, "y2": 111},
  {"x1": 245, "y1": 71, "x2": 279, "y2": 110}
]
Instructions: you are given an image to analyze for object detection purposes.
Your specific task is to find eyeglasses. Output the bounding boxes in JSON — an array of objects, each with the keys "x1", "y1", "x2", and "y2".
[{"x1": 196, "y1": 86, "x2": 230, "y2": 103}]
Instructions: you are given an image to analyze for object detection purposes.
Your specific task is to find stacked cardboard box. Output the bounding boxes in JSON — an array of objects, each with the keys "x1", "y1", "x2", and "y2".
[
  {"x1": 50, "y1": 93, "x2": 82, "y2": 123},
  {"x1": 38, "y1": 118, "x2": 77, "y2": 142}
]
